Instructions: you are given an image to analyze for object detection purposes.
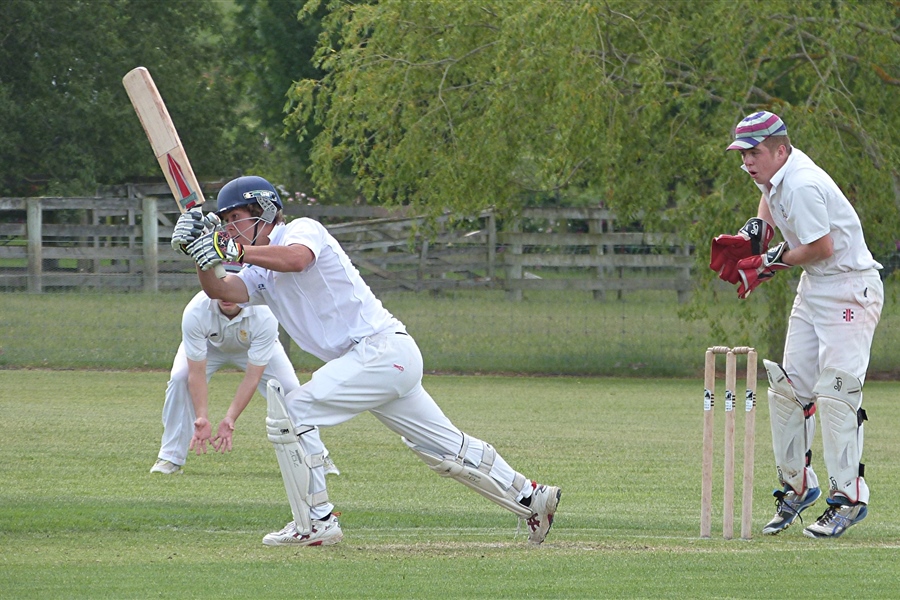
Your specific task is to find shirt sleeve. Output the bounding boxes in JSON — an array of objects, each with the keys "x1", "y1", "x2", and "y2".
[
  {"x1": 282, "y1": 218, "x2": 326, "y2": 259},
  {"x1": 788, "y1": 184, "x2": 831, "y2": 246},
  {"x1": 246, "y1": 310, "x2": 280, "y2": 366},
  {"x1": 181, "y1": 302, "x2": 209, "y2": 362}
]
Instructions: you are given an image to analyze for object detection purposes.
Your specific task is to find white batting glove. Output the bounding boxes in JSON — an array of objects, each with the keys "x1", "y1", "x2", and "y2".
[
  {"x1": 171, "y1": 209, "x2": 221, "y2": 255},
  {"x1": 186, "y1": 230, "x2": 244, "y2": 271}
]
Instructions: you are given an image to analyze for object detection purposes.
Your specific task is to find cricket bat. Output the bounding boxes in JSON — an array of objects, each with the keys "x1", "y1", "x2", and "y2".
[{"x1": 122, "y1": 66, "x2": 225, "y2": 278}]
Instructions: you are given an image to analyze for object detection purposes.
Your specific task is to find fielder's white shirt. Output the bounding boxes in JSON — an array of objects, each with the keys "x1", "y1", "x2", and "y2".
[
  {"x1": 181, "y1": 290, "x2": 279, "y2": 366},
  {"x1": 747, "y1": 148, "x2": 881, "y2": 276},
  {"x1": 238, "y1": 219, "x2": 404, "y2": 361}
]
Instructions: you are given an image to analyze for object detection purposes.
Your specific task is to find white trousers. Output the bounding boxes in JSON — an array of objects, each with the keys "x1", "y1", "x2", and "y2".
[
  {"x1": 285, "y1": 331, "x2": 527, "y2": 516},
  {"x1": 779, "y1": 269, "x2": 882, "y2": 500},
  {"x1": 783, "y1": 269, "x2": 883, "y2": 397},
  {"x1": 157, "y1": 342, "x2": 301, "y2": 466}
]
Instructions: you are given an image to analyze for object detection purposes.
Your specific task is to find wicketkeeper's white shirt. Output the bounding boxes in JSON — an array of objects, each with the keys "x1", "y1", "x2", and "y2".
[
  {"x1": 238, "y1": 219, "x2": 405, "y2": 361},
  {"x1": 747, "y1": 147, "x2": 882, "y2": 276}
]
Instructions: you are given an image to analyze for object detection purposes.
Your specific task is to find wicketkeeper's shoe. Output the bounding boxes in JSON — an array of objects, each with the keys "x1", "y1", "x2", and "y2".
[
  {"x1": 802, "y1": 497, "x2": 867, "y2": 539},
  {"x1": 323, "y1": 454, "x2": 340, "y2": 476},
  {"x1": 149, "y1": 458, "x2": 183, "y2": 475},
  {"x1": 521, "y1": 483, "x2": 561, "y2": 544},
  {"x1": 262, "y1": 513, "x2": 343, "y2": 547},
  {"x1": 761, "y1": 486, "x2": 820, "y2": 535}
]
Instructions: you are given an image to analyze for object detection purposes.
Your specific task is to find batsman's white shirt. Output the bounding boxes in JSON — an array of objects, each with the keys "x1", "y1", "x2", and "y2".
[
  {"x1": 746, "y1": 147, "x2": 883, "y2": 395},
  {"x1": 157, "y1": 291, "x2": 299, "y2": 465},
  {"x1": 237, "y1": 219, "x2": 524, "y2": 513}
]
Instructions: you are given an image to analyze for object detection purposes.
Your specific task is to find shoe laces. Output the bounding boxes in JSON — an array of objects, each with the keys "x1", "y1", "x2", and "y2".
[
  {"x1": 773, "y1": 490, "x2": 806, "y2": 523},
  {"x1": 817, "y1": 505, "x2": 839, "y2": 525}
]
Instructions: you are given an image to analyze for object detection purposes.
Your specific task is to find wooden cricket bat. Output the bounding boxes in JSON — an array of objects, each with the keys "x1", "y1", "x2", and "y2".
[{"x1": 122, "y1": 66, "x2": 225, "y2": 278}]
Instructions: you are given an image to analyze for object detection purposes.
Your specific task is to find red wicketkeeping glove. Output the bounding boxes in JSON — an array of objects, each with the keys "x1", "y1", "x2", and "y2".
[
  {"x1": 735, "y1": 242, "x2": 791, "y2": 299},
  {"x1": 710, "y1": 218, "x2": 774, "y2": 284}
]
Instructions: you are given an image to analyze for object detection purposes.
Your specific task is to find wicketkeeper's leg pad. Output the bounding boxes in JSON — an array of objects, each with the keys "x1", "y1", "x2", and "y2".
[
  {"x1": 266, "y1": 379, "x2": 328, "y2": 535},
  {"x1": 402, "y1": 434, "x2": 532, "y2": 518},
  {"x1": 814, "y1": 367, "x2": 868, "y2": 504},
  {"x1": 764, "y1": 359, "x2": 817, "y2": 494}
]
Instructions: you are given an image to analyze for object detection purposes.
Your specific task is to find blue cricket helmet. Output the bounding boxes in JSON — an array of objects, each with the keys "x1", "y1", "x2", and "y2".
[{"x1": 215, "y1": 176, "x2": 283, "y2": 223}]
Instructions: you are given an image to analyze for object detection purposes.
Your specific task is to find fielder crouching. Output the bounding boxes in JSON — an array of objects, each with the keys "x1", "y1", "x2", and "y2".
[
  {"x1": 176, "y1": 176, "x2": 561, "y2": 546},
  {"x1": 711, "y1": 111, "x2": 883, "y2": 538}
]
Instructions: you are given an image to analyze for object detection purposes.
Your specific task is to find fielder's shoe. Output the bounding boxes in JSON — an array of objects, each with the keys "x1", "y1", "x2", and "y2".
[
  {"x1": 149, "y1": 458, "x2": 183, "y2": 475},
  {"x1": 803, "y1": 497, "x2": 867, "y2": 539},
  {"x1": 323, "y1": 454, "x2": 340, "y2": 476},
  {"x1": 521, "y1": 483, "x2": 561, "y2": 544},
  {"x1": 761, "y1": 486, "x2": 820, "y2": 535},
  {"x1": 262, "y1": 513, "x2": 343, "y2": 547}
]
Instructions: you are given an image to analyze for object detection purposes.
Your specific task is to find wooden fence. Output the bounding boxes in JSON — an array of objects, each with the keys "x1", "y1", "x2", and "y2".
[{"x1": 0, "y1": 184, "x2": 695, "y2": 300}]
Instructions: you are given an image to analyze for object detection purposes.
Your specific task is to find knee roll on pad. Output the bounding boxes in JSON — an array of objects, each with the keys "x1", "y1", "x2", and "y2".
[
  {"x1": 764, "y1": 359, "x2": 815, "y2": 493},
  {"x1": 402, "y1": 434, "x2": 532, "y2": 518},
  {"x1": 814, "y1": 367, "x2": 867, "y2": 503},
  {"x1": 266, "y1": 379, "x2": 328, "y2": 535}
]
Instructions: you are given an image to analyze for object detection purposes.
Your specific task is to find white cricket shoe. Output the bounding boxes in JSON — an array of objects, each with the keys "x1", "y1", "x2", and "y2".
[
  {"x1": 150, "y1": 459, "x2": 182, "y2": 475},
  {"x1": 323, "y1": 454, "x2": 340, "y2": 476},
  {"x1": 523, "y1": 483, "x2": 561, "y2": 544},
  {"x1": 262, "y1": 514, "x2": 343, "y2": 547}
]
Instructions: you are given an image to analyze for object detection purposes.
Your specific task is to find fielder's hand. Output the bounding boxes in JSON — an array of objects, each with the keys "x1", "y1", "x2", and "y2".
[
  {"x1": 186, "y1": 230, "x2": 244, "y2": 271},
  {"x1": 171, "y1": 208, "x2": 221, "y2": 255},
  {"x1": 709, "y1": 218, "x2": 774, "y2": 284},
  {"x1": 212, "y1": 418, "x2": 235, "y2": 453},
  {"x1": 735, "y1": 241, "x2": 791, "y2": 299},
  {"x1": 189, "y1": 417, "x2": 212, "y2": 455}
]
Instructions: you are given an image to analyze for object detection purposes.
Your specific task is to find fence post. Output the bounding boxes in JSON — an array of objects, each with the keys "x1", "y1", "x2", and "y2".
[
  {"x1": 141, "y1": 193, "x2": 159, "y2": 292},
  {"x1": 505, "y1": 217, "x2": 522, "y2": 301},
  {"x1": 486, "y1": 210, "x2": 496, "y2": 282},
  {"x1": 26, "y1": 197, "x2": 42, "y2": 293},
  {"x1": 589, "y1": 215, "x2": 605, "y2": 301}
]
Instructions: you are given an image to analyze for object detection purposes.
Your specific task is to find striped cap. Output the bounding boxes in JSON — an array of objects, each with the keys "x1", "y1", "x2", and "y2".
[{"x1": 726, "y1": 111, "x2": 788, "y2": 151}]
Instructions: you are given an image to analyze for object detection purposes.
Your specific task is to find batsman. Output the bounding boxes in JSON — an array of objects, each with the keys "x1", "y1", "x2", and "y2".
[
  {"x1": 710, "y1": 111, "x2": 883, "y2": 538},
  {"x1": 171, "y1": 176, "x2": 560, "y2": 547}
]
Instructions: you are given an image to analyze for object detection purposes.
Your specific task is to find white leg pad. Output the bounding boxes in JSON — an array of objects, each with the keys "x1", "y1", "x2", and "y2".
[
  {"x1": 402, "y1": 434, "x2": 532, "y2": 518},
  {"x1": 814, "y1": 367, "x2": 868, "y2": 504},
  {"x1": 764, "y1": 360, "x2": 816, "y2": 493},
  {"x1": 266, "y1": 379, "x2": 328, "y2": 535}
]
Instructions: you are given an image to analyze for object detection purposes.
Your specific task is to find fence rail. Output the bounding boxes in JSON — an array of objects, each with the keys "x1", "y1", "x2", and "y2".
[{"x1": 0, "y1": 185, "x2": 695, "y2": 300}]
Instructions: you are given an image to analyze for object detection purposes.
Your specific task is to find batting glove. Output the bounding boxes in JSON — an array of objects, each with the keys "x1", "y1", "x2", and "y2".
[
  {"x1": 735, "y1": 241, "x2": 791, "y2": 299},
  {"x1": 709, "y1": 218, "x2": 774, "y2": 284},
  {"x1": 171, "y1": 209, "x2": 221, "y2": 255},
  {"x1": 186, "y1": 230, "x2": 244, "y2": 272}
]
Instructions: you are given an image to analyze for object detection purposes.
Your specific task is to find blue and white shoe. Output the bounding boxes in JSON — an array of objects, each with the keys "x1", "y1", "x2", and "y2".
[
  {"x1": 762, "y1": 486, "x2": 821, "y2": 535},
  {"x1": 803, "y1": 497, "x2": 867, "y2": 539}
]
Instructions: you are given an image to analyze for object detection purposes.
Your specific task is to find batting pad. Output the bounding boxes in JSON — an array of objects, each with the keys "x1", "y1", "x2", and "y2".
[
  {"x1": 814, "y1": 367, "x2": 868, "y2": 503},
  {"x1": 764, "y1": 359, "x2": 815, "y2": 493},
  {"x1": 402, "y1": 435, "x2": 532, "y2": 518},
  {"x1": 266, "y1": 379, "x2": 327, "y2": 535}
]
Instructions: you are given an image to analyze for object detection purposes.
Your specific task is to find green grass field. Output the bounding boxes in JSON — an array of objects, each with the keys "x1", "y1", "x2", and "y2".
[
  {"x1": 1, "y1": 285, "x2": 898, "y2": 377},
  {"x1": 2, "y1": 370, "x2": 899, "y2": 599}
]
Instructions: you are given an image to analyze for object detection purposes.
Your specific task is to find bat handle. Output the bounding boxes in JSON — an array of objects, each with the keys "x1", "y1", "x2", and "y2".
[{"x1": 214, "y1": 263, "x2": 226, "y2": 278}]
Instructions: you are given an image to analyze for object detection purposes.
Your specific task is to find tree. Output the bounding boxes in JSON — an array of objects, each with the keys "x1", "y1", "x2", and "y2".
[
  {"x1": 287, "y1": 0, "x2": 899, "y2": 356},
  {"x1": 0, "y1": 0, "x2": 253, "y2": 196},
  {"x1": 230, "y1": 0, "x2": 328, "y2": 195}
]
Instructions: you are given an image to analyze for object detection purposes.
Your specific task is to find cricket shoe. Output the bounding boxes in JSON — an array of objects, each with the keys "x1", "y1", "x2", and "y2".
[
  {"x1": 522, "y1": 483, "x2": 561, "y2": 544},
  {"x1": 323, "y1": 454, "x2": 340, "y2": 476},
  {"x1": 761, "y1": 486, "x2": 820, "y2": 535},
  {"x1": 262, "y1": 513, "x2": 343, "y2": 547},
  {"x1": 149, "y1": 459, "x2": 183, "y2": 475},
  {"x1": 803, "y1": 497, "x2": 867, "y2": 539}
]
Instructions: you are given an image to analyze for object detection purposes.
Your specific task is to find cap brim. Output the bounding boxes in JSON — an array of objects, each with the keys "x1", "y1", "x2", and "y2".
[{"x1": 726, "y1": 137, "x2": 764, "y2": 151}]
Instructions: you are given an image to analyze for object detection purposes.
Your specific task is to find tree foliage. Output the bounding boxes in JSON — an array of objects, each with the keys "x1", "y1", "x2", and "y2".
[
  {"x1": 287, "y1": 0, "x2": 898, "y2": 355},
  {"x1": 230, "y1": 0, "x2": 330, "y2": 193},
  {"x1": 0, "y1": 0, "x2": 252, "y2": 195},
  {"x1": 289, "y1": 0, "x2": 898, "y2": 236}
]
